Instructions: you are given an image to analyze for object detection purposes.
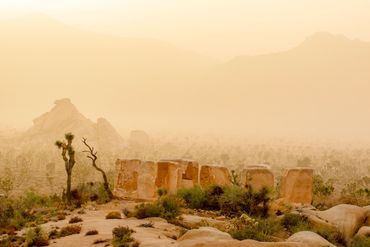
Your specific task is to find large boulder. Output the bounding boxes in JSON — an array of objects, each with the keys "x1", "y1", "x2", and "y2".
[
  {"x1": 286, "y1": 231, "x2": 336, "y2": 247},
  {"x1": 279, "y1": 167, "x2": 313, "y2": 204},
  {"x1": 177, "y1": 227, "x2": 308, "y2": 247},
  {"x1": 242, "y1": 165, "x2": 274, "y2": 191},
  {"x1": 355, "y1": 226, "x2": 370, "y2": 238},
  {"x1": 161, "y1": 159, "x2": 200, "y2": 189},
  {"x1": 200, "y1": 165, "x2": 231, "y2": 187},
  {"x1": 302, "y1": 204, "x2": 368, "y2": 243}
]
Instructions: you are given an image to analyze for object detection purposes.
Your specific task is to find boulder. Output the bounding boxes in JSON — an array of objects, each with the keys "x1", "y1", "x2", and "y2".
[
  {"x1": 364, "y1": 205, "x2": 370, "y2": 226},
  {"x1": 178, "y1": 227, "x2": 308, "y2": 247},
  {"x1": 279, "y1": 167, "x2": 313, "y2": 204},
  {"x1": 200, "y1": 165, "x2": 231, "y2": 187},
  {"x1": 242, "y1": 165, "x2": 274, "y2": 191},
  {"x1": 303, "y1": 204, "x2": 368, "y2": 243},
  {"x1": 286, "y1": 231, "x2": 336, "y2": 247},
  {"x1": 356, "y1": 226, "x2": 370, "y2": 238}
]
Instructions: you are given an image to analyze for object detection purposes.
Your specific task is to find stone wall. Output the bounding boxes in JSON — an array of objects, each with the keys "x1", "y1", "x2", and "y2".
[
  {"x1": 279, "y1": 167, "x2": 314, "y2": 204},
  {"x1": 114, "y1": 159, "x2": 314, "y2": 205},
  {"x1": 242, "y1": 165, "x2": 274, "y2": 191}
]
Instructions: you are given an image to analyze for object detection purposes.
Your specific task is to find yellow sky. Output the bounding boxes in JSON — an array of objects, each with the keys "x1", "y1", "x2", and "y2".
[{"x1": 1, "y1": 0, "x2": 370, "y2": 59}]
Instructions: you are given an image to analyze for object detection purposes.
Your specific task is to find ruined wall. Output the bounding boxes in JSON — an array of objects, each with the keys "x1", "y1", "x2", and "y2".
[
  {"x1": 242, "y1": 165, "x2": 274, "y2": 191},
  {"x1": 199, "y1": 165, "x2": 231, "y2": 187},
  {"x1": 114, "y1": 159, "x2": 157, "y2": 200},
  {"x1": 279, "y1": 167, "x2": 314, "y2": 204}
]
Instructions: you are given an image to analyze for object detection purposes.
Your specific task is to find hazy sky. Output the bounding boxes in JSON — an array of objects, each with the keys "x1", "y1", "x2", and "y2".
[{"x1": 1, "y1": 0, "x2": 370, "y2": 59}]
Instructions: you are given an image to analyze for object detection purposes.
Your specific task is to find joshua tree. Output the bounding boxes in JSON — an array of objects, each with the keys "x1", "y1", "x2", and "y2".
[
  {"x1": 82, "y1": 137, "x2": 113, "y2": 200},
  {"x1": 55, "y1": 133, "x2": 76, "y2": 204}
]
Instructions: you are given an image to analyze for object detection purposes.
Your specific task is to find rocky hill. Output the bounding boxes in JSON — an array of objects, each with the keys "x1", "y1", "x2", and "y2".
[{"x1": 22, "y1": 98, "x2": 124, "y2": 152}]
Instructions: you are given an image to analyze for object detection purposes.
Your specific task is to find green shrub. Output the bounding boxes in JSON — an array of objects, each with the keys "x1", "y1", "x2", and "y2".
[
  {"x1": 106, "y1": 211, "x2": 122, "y2": 219},
  {"x1": 229, "y1": 215, "x2": 282, "y2": 242},
  {"x1": 177, "y1": 186, "x2": 206, "y2": 209},
  {"x1": 219, "y1": 186, "x2": 271, "y2": 217},
  {"x1": 134, "y1": 203, "x2": 162, "y2": 219},
  {"x1": 112, "y1": 226, "x2": 134, "y2": 247},
  {"x1": 157, "y1": 188, "x2": 168, "y2": 197},
  {"x1": 204, "y1": 185, "x2": 224, "y2": 210},
  {"x1": 351, "y1": 236, "x2": 370, "y2": 247},
  {"x1": 133, "y1": 195, "x2": 181, "y2": 220},
  {"x1": 24, "y1": 226, "x2": 49, "y2": 247},
  {"x1": 281, "y1": 213, "x2": 310, "y2": 233}
]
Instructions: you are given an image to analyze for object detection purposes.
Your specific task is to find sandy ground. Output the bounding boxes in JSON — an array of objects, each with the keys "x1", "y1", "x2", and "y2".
[{"x1": 36, "y1": 201, "x2": 182, "y2": 247}]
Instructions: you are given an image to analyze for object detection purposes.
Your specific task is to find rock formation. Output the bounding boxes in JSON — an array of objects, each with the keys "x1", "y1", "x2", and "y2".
[
  {"x1": 200, "y1": 165, "x2": 231, "y2": 187},
  {"x1": 242, "y1": 165, "x2": 274, "y2": 191},
  {"x1": 279, "y1": 167, "x2": 313, "y2": 204},
  {"x1": 114, "y1": 159, "x2": 158, "y2": 200},
  {"x1": 23, "y1": 98, "x2": 124, "y2": 152}
]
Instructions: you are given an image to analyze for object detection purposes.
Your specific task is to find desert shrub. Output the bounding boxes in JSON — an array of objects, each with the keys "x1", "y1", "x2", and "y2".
[
  {"x1": 219, "y1": 186, "x2": 271, "y2": 217},
  {"x1": 229, "y1": 214, "x2": 282, "y2": 242},
  {"x1": 134, "y1": 203, "x2": 162, "y2": 219},
  {"x1": 340, "y1": 177, "x2": 370, "y2": 206},
  {"x1": 112, "y1": 226, "x2": 134, "y2": 247},
  {"x1": 0, "y1": 235, "x2": 25, "y2": 247},
  {"x1": 69, "y1": 216, "x2": 83, "y2": 223},
  {"x1": 74, "y1": 182, "x2": 111, "y2": 206},
  {"x1": 281, "y1": 213, "x2": 310, "y2": 233},
  {"x1": 24, "y1": 226, "x2": 49, "y2": 247},
  {"x1": 159, "y1": 195, "x2": 181, "y2": 220},
  {"x1": 134, "y1": 195, "x2": 181, "y2": 220},
  {"x1": 93, "y1": 238, "x2": 109, "y2": 244},
  {"x1": 312, "y1": 175, "x2": 335, "y2": 209},
  {"x1": 0, "y1": 192, "x2": 62, "y2": 231},
  {"x1": 106, "y1": 211, "x2": 122, "y2": 219},
  {"x1": 85, "y1": 230, "x2": 99, "y2": 236},
  {"x1": 177, "y1": 186, "x2": 206, "y2": 209},
  {"x1": 204, "y1": 185, "x2": 224, "y2": 210},
  {"x1": 351, "y1": 236, "x2": 370, "y2": 247},
  {"x1": 59, "y1": 224, "x2": 81, "y2": 237},
  {"x1": 157, "y1": 188, "x2": 168, "y2": 197}
]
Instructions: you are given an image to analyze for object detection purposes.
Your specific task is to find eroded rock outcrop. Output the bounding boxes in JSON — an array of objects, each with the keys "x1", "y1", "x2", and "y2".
[
  {"x1": 279, "y1": 167, "x2": 313, "y2": 204},
  {"x1": 242, "y1": 165, "x2": 274, "y2": 191},
  {"x1": 286, "y1": 231, "x2": 336, "y2": 247},
  {"x1": 114, "y1": 159, "x2": 157, "y2": 200},
  {"x1": 200, "y1": 165, "x2": 231, "y2": 187}
]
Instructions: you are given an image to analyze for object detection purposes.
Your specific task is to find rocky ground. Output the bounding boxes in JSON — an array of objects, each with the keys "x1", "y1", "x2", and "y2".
[{"x1": 13, "y1": 200, "x2": 368, "y2": 247}]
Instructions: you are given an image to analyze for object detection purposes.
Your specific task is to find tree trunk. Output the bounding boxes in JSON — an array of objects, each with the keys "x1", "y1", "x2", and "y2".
[
  {"x1": 66, "y1": 170, "x2": 72, "y2": 204},
  {"x1": 100, "y1": 169, "x2": 113, "y2": 199}
]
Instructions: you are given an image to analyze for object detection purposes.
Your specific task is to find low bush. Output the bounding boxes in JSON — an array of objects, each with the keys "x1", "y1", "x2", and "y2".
[
  {"x1": 177, "y1": 186, "x2": 206, "y2": 209},
  {"x1": 112, "y1": 226, "x2": 135, "y2": 247},
  {"x1": 133, "y1": 195, "x2": 181, "y2": 220},
  {"x1": 228, "y1": 214, "x2": 282, "y2": 242},
  {"x1": 59, "y1": 224, "x2": 81, "y2": 237},
  {"x1": 106, "y1": 211, "x2": 122, "y2": 219},
  {"x1": 24, "y1": 226, "x2": 49, "y2": 247},
  {"x1": 351, "y1": 236, "x2": 370, "y2": 247},
  {"x1": 69, "y1": 216, "x2": 83, "y2": 224},
  {"x1": 85, "y1": 230, "x2": 99, "y2": 236},
  {"x1": 0, "y1": 192, "x2": 62, "y2": 231}
]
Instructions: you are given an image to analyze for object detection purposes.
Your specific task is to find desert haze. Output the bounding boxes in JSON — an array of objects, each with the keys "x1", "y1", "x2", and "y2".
[{"x1": 0, "y1": 2, "x2": 370, "y2": 247}]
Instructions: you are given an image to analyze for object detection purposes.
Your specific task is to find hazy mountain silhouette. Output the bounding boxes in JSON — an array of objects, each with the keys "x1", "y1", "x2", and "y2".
[
  {"x1": 0, "y1": 13, "x2": 213, "y2": 87},
  {"x1": 23, "y1": 98, "x2": 124, "y2": 151},
  {"x1": 1, "y1": 14, "x2": 370, "y2": 138}
]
